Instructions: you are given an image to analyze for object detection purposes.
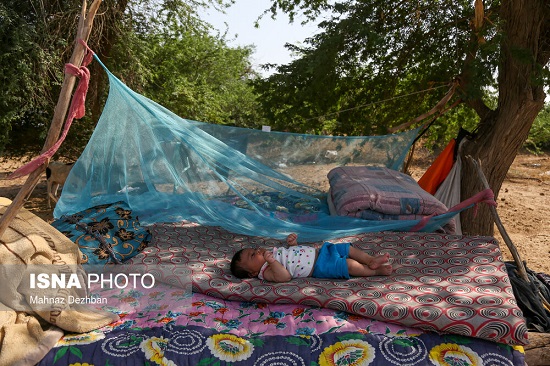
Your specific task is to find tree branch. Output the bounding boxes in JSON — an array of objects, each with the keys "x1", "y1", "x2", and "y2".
[{"x1": 463, "y1": 97, "x2": 493, "y2": 121}]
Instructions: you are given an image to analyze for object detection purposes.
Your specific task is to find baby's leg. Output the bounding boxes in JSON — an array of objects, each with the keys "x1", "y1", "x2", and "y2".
[
  {"x1": 347, "y1": 258, "x2": 392, "y2": 276},
  {"x1": 348, "y1": 246, "x2": 390, "y2": 269}
]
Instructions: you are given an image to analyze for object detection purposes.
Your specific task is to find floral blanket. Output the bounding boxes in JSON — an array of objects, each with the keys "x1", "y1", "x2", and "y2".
[
  {"x1": 37, "y1": 280, "x2": 525, "y2": 366},
  {"x1": 51, "y1": 201, "x2": 151, "y2": 265}
]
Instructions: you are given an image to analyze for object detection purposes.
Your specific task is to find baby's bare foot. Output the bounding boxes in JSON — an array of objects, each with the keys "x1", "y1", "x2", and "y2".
[
  {"x1": 374, "y1": 264, "x2": 393, "y2": 276},
  {"x1": 368, "y1": 253, "x2": 390, "y2": 269},
  {"x1": 287, "y1": 233, "x2": 298, "y2": 246}
]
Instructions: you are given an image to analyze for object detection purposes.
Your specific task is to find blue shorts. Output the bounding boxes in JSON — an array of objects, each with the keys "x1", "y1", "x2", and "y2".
[{"x1": 312, "y1": 242, "x2": 350, "y2": 279}]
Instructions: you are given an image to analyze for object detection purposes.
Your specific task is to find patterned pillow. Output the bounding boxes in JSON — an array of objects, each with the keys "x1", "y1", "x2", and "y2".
[{"x1": 51, "y1": 201, "x2": 150, "y2": 265}]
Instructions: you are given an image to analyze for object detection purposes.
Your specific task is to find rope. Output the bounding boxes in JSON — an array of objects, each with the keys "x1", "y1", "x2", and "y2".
[
  {"x1": 388, "y1": 81, "x2": 459, "y2": 133},
  {"x1": 410, "y1": 188, "x2": 496, "y2": 232},
  {"x1": 303, "y1": 84, "x2": 450, "y2": 122},
  {"x1": 8, "y1": 40, "x2": 94, "y2": 179}
]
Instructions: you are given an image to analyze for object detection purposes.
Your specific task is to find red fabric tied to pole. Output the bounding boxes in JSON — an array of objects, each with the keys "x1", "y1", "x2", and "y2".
[{"x1": 9, "y1": 41, "x2": 94, "y2": 179}]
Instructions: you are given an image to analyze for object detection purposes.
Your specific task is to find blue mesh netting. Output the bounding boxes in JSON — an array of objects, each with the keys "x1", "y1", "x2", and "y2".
[{"x1": 54, "y1": 56, "x2": 460, "y2": 242}]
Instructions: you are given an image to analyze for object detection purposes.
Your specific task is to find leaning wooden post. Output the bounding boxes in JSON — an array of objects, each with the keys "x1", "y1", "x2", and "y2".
[
  {"x1": 467, "y1": 156, "x2": 530, "y2": 282},
  {"x1": 469, "y1": 156, "x2": 550, "y2": 310},
  {"x1": 0, "y1": 0, "x2": 102, "y2": 239}
]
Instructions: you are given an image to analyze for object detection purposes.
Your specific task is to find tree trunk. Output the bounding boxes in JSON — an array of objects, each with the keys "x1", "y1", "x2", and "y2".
[{"x1": 460, "y1": 0, "x2": 549, "y2": 235}]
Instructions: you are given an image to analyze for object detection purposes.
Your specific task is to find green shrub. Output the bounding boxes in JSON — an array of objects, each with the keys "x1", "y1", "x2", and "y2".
[{"x1": 525, "y1": 104, "x2": 550, "y2": 153}]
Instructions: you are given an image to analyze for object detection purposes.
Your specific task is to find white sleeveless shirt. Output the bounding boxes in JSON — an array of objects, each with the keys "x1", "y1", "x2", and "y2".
[{"x1": 258, "y1": 246, "x2": 316, "y2": 279}]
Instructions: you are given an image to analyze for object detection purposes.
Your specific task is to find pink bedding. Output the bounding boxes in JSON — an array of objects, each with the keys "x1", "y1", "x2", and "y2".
[
  {"x1": 125, "y1": 222, "x2": 528, "y2": 346},
  {"x1": 327, "y1": 166, "x2": 456, "y2": 233}
]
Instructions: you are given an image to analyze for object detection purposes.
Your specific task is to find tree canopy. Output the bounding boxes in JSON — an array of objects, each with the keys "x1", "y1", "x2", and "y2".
[{"x1": 255, "y1": 1, "x2": 545, "y2": 139}]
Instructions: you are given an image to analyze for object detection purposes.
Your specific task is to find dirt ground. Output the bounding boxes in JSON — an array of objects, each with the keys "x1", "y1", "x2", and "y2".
[
  {"x1": 0, "y1": 152, "x2": 549, "y2": 274},
  {"x1": 482, "y1": 153, "x2": 550, "y2": 274}
]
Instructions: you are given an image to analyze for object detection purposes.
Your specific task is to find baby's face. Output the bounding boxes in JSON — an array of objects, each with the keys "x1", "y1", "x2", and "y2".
[{"x1": 240, "y1": 248, "x2": 267, "y2": 276}]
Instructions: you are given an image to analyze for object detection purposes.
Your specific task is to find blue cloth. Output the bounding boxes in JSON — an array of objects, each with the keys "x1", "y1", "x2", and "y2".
[{"x1": 312, "y1": 242, "x2": 350, "y2": 279}]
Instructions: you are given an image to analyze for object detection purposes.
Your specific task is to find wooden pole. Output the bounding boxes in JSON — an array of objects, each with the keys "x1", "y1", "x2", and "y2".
[
  {"x1": 467, "y1": 156, "x2": 530, "y2": 281},
  {"x1": 0, "y1": 0, "x2": 102, "y2": 239},
  {"x1": 469, "y1": 156, "x2": 550, "y2": 310}
]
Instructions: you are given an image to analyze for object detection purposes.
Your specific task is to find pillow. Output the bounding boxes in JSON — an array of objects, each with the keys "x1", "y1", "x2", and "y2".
[
  {"x1": 328, "y1": 166, "x2": 450, "y2": 216},
  {"x1": 327, "y1": 166, "x2": 455, "y2": 233},
  {"x1": 51, "y1": 201, "x2": 150, "y2": 265}
]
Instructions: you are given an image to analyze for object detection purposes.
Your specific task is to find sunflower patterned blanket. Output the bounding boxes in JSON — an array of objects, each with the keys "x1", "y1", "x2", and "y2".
[{"x1": 36, "y1": 279, "x2": 525, "y2": 365}]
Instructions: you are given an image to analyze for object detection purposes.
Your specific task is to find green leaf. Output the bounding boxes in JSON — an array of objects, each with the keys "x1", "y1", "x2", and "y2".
[
  {"x1": 250, "y1": 338, "x2": 265, "y2": 347},
  {"x1": 338, "y1": 333, "x2": 365, "y2": 341},
  {"x1": 69, "y1": 346, "x2": 83, "y2": 359},
  {"x1": 444, "y1": 334, "x2": 472, "y2": 345},
  {"x1": 52, "y1": 347, "x2": 69, "y2": 364},
  {"x1": 321, "y1": 325, "x2": 344, "y2": 334},
  {"x1": 393, "y1": 338, "x2": 416, "y2": 347}
]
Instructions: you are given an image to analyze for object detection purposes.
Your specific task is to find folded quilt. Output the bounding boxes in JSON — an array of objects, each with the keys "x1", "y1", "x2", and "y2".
[{"x1": 327, "y1": 166, "x2": 455, "y2": 233}]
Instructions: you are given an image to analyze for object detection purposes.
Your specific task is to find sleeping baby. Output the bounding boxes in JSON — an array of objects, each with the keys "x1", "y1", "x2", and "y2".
[{"x1": 230, "y1": 233, "x2": 392, "y2": 282}]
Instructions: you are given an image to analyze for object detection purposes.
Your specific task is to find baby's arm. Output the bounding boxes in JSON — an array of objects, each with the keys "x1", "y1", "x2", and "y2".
[
  {"x1": 286, "y1": 233, "x2": 298, "y2": 246},
  {"x1": 261, "y1": 251, "x2": 292, "y2": 282}
]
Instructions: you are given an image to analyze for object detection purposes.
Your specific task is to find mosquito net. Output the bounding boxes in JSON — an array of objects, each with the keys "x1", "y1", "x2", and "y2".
[{"x1": 54, "y1": 56, "x2": 462, "y2": 242}]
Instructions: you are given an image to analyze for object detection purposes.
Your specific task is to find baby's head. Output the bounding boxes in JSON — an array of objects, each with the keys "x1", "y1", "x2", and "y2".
[{"x1": 230, "y1": 248, "x2": 267, "y2": 279}]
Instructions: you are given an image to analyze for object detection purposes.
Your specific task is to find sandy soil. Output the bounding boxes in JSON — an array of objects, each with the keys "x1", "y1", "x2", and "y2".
[
  {"x1": 488, "y1": 154, "x2": 550, "y2": 274},
  {"x1": 1, "y1": 152, "x2": 549, "y2": 274}
]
